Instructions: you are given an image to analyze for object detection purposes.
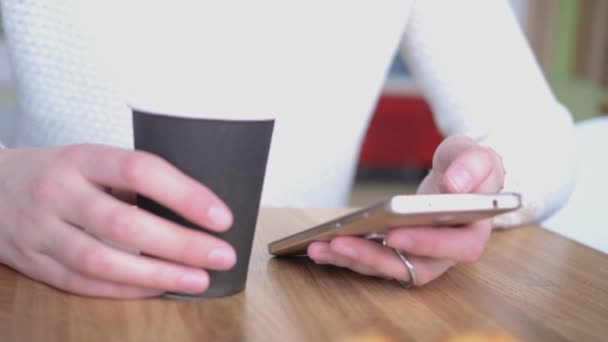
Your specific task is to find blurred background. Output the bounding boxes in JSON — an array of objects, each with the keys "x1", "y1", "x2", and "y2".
[
  {"x1": 351, "y1": 0, "x2": 608, "y2": 205},
  {"x1": 0, "y1": 21, "x2": 15, "y2": 144},
  {"x1": 0, "y1": 0, "x2": 606, "y2": 206}
]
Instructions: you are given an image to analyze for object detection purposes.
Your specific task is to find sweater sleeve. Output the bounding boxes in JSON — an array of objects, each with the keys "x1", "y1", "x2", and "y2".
[{"x1": 400, "y1": 0, "x2": 575, "y2": 227}]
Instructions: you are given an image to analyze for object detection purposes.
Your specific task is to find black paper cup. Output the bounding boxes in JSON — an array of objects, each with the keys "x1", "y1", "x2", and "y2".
[{"x1": 132, "y1": 108, "x2": 274, "y2": 299}]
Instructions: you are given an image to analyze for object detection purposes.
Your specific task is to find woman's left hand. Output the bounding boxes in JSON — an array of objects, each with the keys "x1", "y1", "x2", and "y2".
[{"x1": 307, "y1": 135, "x2": 505, "y2": 286}]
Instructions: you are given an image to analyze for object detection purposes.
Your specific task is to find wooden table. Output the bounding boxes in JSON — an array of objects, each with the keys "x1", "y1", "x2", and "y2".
[{"x1": 1, "y1": 208, "x2": 607, "y2": 341}]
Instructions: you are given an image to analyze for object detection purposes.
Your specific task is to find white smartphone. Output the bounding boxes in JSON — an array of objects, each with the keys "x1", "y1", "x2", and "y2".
[{"x1": 268, "y1": 193, "x2": 521, "y2": 256}]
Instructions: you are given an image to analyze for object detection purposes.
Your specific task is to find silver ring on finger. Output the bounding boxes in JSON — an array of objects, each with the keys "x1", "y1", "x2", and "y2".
[{"x1": 381, "y1": 239, "x2": 417, "y2": 288}]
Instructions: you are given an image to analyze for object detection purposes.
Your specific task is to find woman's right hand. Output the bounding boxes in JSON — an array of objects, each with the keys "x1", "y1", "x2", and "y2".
[{"x1": 0, "y1": 144, "x2": 235, "y2": 298}]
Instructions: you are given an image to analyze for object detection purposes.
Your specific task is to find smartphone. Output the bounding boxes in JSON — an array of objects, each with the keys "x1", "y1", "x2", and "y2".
[{"x1": 268, "y1": 193, "x2": 521, "y2": 256}]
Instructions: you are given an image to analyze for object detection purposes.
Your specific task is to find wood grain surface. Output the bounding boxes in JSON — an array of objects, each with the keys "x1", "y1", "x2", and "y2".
[{"x1": 1, "y1": 208, "x2": 607, "y2": 342}]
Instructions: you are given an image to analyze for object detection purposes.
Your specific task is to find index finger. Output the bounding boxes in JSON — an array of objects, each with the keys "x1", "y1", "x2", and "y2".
[{"x1": 58, "y1": 144, "x2": 233, "y2": 232}]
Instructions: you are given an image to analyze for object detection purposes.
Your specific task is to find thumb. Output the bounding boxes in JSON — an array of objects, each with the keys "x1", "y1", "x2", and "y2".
[
  {"x1": 432, "y1": 136, "x2": 504, "y2": 194},
  {"x1": 437, "y1": 137, "x2": 504, "y2": 193},
  {"x1": 431, "y1": 135, "x2": 479, "y2": 175},
  {"x1": 417, "y1": 135, "x2": 479, "y2": 195}
]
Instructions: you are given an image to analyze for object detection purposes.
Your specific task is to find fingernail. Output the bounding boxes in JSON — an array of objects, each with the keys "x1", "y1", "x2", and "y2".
[
  {"x1": 208, "y1": 205, "x2": 232, "y2": 229},
  {"x1": 208, "y1": 249, "x2": 237, "y2": 269},
  {"x1": 389, "y1": 234, "x2": 414, "y2": 250},
  {"x1": 179, "y1": 273, "x2": 209, "y2": 293},
  {"x1": 447, "y1": 164, "x2": 472, "y2": 193}
]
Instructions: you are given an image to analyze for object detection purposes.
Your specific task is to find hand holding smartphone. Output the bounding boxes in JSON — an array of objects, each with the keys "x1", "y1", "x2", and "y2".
[{"x1": 268, "y1": 193, "x2": 521, "y2": 256}]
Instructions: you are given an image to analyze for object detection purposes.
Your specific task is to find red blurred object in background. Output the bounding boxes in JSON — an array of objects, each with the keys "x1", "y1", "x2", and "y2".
[{"x1": 358, "y1": 95, "x2": 443, "y2": 171}]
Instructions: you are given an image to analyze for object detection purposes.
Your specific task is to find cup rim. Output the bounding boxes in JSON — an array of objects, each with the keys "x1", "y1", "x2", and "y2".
[{"x1": 128, "y1": 103, "x2": 275, "y2": 122}]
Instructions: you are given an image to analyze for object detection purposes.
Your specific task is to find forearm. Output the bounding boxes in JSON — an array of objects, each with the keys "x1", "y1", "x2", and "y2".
[
  {"x1": 478, "y1": 104, "x2": 575, "y2": 227},
  {"x1": 401, "y1": 0, "x2": 575, "y2": 227}
]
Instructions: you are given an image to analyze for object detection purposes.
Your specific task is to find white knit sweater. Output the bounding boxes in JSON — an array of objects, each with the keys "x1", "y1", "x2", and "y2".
[{"x1": 0, "y1": 0, "x2": 574, "y2": 227}]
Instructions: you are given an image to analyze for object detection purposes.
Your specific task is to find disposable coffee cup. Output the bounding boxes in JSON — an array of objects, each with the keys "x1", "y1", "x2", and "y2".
[{"x1": 132, "y1": 107, "x2": 274, "y2": 299}]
